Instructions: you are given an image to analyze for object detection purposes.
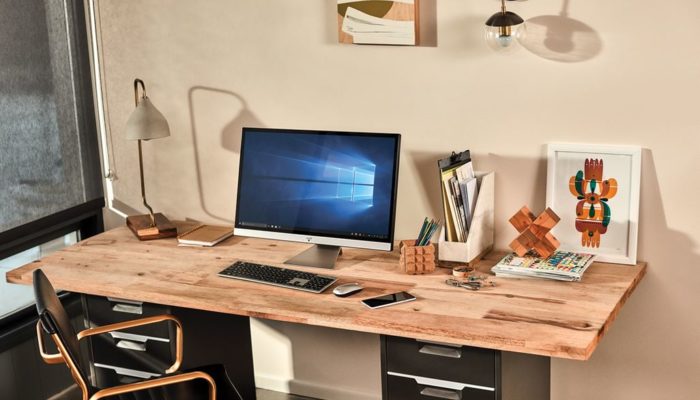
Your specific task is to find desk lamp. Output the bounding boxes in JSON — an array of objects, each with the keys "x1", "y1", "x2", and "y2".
[{"x1": 124, "y1": 78, "x2": 177, "y2": 240}]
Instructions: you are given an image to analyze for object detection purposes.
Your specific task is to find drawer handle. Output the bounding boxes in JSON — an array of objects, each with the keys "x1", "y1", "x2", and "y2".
[
  {"x1": 112, "y1": 303, "x2": 143, "y2": 315},
  {"x1": 419, "y1": 344, "x2": 462, "y2": 359},
  {"x1": 420, "y1": 387, "x2": 462, "y2": 400},
  {"x1": 94, "y1": 363, "x2": 160, "y2": 379},
  {"x1": 110, "y1": 331, "x2": 169, "y2": 343},
  {"x1": 116, "y1": 339, "x2": 147, "y2": 352}
]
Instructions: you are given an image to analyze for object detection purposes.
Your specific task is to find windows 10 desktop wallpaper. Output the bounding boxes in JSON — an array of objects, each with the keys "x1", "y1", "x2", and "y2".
[{"x1": 236, "y1": 130, "x2": 399, "y2": 241}]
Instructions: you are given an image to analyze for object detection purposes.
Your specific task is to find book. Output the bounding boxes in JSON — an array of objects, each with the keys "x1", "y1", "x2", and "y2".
[
  {"x1": 463, "y1": 178, "x2": 479, "y2": 228},
  {"x1": 177, "y1": 225, "x2": 233, "y2": 247},
  {"x1": 441, "y1": 167, "x2": 463, "y2": 242},
  {"x1": 491, "y1": 251, "x2": 596, "y2": 282},
  {"x1": 455, "y1": 162, "x2": 477, "y2": 230},
  {"x1": 450, "y1": 176, "x2": 467, "y2": 239},
  {"x1": 438, "y1": 150, "x2": 471, "y2": 242}
]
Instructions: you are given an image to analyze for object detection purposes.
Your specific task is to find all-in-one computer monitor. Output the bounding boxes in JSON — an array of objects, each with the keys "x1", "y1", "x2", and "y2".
[{"x1": 234, "y1": 127, "x2": 401, "y2": 269}]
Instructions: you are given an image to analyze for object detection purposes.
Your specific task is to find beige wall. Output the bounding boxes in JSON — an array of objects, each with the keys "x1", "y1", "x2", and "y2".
[{"x1": 94, "y1": 1, "x2": 700, "y2": 399}]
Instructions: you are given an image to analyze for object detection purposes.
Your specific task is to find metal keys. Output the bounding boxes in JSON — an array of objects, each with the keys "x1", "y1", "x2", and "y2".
[{"x1": 445, "y1": 278, "x2": 495, "y2": 291}]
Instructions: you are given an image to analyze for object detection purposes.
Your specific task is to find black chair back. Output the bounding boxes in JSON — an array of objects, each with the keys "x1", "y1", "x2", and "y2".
[{"x1": 33, "y1": 269, "x2": 92, "y2": 391}]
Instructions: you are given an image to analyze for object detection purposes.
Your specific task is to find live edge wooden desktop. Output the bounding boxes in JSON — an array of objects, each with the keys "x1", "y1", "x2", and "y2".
[{"x1": 6, "y1": 224, "x2": 646, "y2": 400}]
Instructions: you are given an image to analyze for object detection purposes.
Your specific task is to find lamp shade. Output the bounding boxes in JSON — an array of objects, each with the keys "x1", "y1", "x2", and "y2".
[
  {"x1": 485, "y1": 11, "x2": 524, "y2": 28},
  {"x1": 484, "y1": 11, "x2": 526, "y2": 52},
  {"x1": 125, "y1": 97, "x2": 170, "y2": 141}
]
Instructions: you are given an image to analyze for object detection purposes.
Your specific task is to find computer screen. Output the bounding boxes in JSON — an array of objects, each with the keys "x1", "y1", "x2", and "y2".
[{"x1": 234, "y1": 127, "x2": 400, "y2": 256}]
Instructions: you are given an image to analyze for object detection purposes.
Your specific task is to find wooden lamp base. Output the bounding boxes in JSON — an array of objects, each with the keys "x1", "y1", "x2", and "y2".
[{"x1": 126, "y1": 213, "x2": 177, "y2": 240}]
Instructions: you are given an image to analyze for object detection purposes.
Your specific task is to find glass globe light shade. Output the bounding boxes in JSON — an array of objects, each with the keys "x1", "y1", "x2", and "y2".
[{"x1": 484, "y1": 10, "x2": 526, "y2": 53}]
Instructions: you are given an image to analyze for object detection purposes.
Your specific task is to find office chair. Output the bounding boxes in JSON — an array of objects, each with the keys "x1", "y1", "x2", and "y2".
[{"x1": 33, "y1": 269, "x2": 243, "y2": 400}]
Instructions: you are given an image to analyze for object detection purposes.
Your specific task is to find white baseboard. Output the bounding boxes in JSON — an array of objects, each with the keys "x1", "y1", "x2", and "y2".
[{"x1": 255, "y1": 373, "x2": 380, "y2": 400}]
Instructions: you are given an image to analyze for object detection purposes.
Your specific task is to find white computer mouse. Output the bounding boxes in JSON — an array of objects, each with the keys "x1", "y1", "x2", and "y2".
[{"x1": 333, "y1": 283, "x2": 364, "y2": 297}]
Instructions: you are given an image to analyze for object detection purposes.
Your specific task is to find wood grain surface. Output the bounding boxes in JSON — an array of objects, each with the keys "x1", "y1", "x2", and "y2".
[{"x1": 6, "y1": 225, "x2": 646, "y2": 360}]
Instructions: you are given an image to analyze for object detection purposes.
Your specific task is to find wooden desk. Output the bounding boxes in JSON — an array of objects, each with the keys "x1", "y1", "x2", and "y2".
[{"x1": 7, "y1": 226, "x2": 645, "y2": 361}]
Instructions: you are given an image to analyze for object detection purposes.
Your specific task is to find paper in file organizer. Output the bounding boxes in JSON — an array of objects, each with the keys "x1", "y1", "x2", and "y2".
[
  {"x1": 341, "y1": 6, "x2": 415, "y2": 45},
  {"x1": 438, "y1": 171, "x2": 495, "y2": 265}
]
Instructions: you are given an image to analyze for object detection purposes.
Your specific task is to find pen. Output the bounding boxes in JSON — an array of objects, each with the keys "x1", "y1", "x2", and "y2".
[
  {"x1": 423, "y1": 219, "x2": 441, "y2": 246},
  {"x1": 415, "y1": 217, "x2": 429, "y2": 245}
]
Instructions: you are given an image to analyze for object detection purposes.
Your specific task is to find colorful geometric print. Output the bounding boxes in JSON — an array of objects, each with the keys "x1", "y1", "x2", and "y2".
[{"x1": 568, "y1": 159, "x2": 618, "y2": 248}]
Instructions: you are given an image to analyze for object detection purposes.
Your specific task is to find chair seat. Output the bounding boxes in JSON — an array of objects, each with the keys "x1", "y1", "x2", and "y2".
[{"x1": 93, "y1": 364, "x2": 243, "y2": 400}]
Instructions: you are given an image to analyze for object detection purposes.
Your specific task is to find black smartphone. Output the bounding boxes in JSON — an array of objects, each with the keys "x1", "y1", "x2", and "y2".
[{"x1": 361, "y1": 291, "x2": 416, "y2": 309}]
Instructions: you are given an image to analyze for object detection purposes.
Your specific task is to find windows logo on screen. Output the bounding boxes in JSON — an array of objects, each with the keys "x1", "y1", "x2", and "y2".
[{"x1": 334, "y1": 165, "x2": 375, "y2": 205}]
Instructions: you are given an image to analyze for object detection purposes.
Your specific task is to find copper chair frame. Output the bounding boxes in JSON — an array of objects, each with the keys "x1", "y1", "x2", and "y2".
[{"x1": 36, "y1": 314, "x2": 217, "y2": 400}]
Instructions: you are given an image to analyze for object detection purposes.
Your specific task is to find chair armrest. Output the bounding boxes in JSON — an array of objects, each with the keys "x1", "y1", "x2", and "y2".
[
  {"x1": 89, "y1": 370, "x2": 216, "y2": 400},
  {"x1": 77, "y1": 314, "x2": 183, "y2": 373},
  {"x1": 36, "y1": 321, "x2": 64, "y2": 364}
]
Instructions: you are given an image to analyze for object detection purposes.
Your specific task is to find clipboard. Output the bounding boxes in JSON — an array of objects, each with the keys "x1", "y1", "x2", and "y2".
[{"x1": 438, "y1": 150, "x2": 471, "y2": 171}]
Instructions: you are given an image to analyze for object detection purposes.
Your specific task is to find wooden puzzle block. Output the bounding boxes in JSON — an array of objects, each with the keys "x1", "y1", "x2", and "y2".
[
  {"x1": 509, "y1": 206, "x2": 561, "y2": 258},
  {"x1": 509, "y1": 206, "x2": 537, "y2": 233},
  {"x1": 532, "y1": 232, "x2": 560, "y2": 257},
  {"x1": 530, "y1": 208, "x2": 560, "y2": 239}
]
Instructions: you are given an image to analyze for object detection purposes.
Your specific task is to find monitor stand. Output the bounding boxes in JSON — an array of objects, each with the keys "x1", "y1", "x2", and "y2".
[{"x1": 284, "y1": 244, "x2": 342, "y2": 269}]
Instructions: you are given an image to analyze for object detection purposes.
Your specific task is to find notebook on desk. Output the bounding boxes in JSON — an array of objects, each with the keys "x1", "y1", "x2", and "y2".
[{"x1": 177, "y1": 225, "x2": 233, "y2": 246}]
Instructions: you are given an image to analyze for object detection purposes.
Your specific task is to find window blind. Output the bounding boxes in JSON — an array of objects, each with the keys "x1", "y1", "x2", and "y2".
[{"x1": 0, "y1": 0, "x2": 102, "y2": 234}]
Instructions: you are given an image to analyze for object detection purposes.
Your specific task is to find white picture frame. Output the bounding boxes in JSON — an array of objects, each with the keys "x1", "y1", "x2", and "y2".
[{"x1": 546, "y1": 144, "x2": 641, "y2": 265}]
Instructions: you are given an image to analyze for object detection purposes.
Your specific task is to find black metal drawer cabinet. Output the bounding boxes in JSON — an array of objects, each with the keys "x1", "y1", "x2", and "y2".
[
  {"x1": 82, "y1": 295, "x2": 176, "y2": 388},
  {"x1": 91, "y1": 330, "x2": 174, "y2": 372},
  {"x1": 85, "y1": 296, "x2": 173, "y2": 337},
  {"x1": 82, "y1": 295, "x2": 257, "y2": 400},
  {"x1": 381, "y1": 335, "x2": 550, "y2": 400},
  {"x1": 386, "y1": 373, "x2": 496, "y2": 400}
]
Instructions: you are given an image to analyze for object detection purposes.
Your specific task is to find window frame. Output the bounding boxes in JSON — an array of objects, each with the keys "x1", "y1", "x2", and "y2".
[{"x1": 0, "y1": 199, "x2": 103, "y2": 339}]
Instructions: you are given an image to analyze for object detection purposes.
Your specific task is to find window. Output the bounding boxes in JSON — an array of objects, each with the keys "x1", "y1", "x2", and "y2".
[
  {"x1": 0, "y1": 0, "x2": 103, "y2": 323},
  {"x1": 0, "y1": 0, "x2": 102, "y2": 233},
  {"x1": 0, "y1": 232, "x2": 78, "y2": 319}
]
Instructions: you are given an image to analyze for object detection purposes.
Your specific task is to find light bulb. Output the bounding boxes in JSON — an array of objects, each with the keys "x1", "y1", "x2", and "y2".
[
  {"x1": 497, "y1": 26, "x2": 513, "y2": 47},
  {"x1": 484, "y1": 22, "x2": 526, "y2": 52}
]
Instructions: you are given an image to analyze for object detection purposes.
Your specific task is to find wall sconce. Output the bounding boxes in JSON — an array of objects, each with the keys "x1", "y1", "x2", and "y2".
[
  {"x1": 124, "y1": 78, "x2": 177, "y2": 240},
  {"x1": 484, "y1": 0, "x2": 526, "y2": 52}
]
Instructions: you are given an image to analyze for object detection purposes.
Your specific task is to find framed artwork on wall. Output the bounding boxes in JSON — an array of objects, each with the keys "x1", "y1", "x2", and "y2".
[
  {"x1": 337, "y1": 0, "x2": 419, "y2": 45},
  {"x1": 546, "y1": 144, "x2": 641, "y2": 265}
]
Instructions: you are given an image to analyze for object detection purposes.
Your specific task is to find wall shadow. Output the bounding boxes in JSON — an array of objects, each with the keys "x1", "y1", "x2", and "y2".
[
  {"x1": 474, "y1": 151, "x2": 549, "y2": 214},
  {"x1": 417, "y1": 0, "x2": 438, "y2": 47},
  {"x1": 187, "y1": 86, "x2": 264, "y2": 223},
  {"x1": 552, "y1": 149, "x2": 700, "y2": 398},
  {"x1": 406, "y1": 150, "x2": 444, "y2": 219},
  {"x1": 520, "y1": 0, "x2": 603, "y2": 62}
]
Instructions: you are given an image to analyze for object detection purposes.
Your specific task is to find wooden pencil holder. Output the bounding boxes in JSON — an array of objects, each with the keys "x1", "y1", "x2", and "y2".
[{"x1": 399, "y1": 240, "x2": 436, "y2": 275}]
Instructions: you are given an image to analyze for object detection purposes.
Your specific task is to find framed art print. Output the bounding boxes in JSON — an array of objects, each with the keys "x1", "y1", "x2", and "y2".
[
  {"x1": 337, "y1": 0, "x2": 419, "y2": 45},
  {"x1": 546, "y1": 144, "x2": 641, "y2": 265}
]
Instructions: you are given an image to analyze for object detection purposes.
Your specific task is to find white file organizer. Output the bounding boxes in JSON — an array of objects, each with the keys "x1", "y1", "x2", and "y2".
[{"x1": 438, "y1": 171, "x2": 495, "y2": 265}]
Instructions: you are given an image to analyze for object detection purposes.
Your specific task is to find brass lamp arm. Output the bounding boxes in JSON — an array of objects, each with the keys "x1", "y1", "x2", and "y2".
[
  {"x1": 137, "y1": 139, "x2": 156, "y2": 226},
  {"x1": 90, "y1": 370, "x2": 216, "y2": 400},
  {"x1": 77, "y1": 314, "x2": 183, "y2": 373},
  {"x1": 133, "y1": 78, "x2": 156, "y2": 226}
]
